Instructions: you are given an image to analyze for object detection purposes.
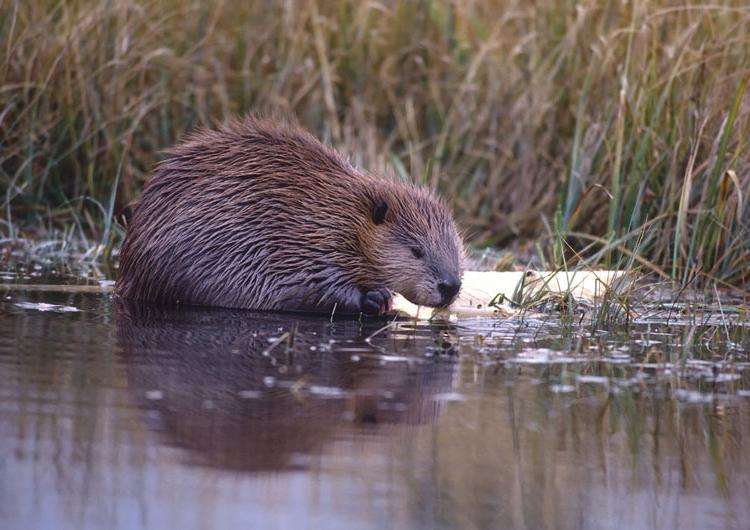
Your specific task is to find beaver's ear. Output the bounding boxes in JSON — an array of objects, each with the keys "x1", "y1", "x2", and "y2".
[{"x1": 372, "y1": 199, "x2": 388, "y2": 225}]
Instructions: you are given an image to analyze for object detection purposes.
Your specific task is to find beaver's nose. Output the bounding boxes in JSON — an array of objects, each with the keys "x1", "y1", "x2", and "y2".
[{"x1": 437, "y1": 275, "x2": 461, "y2": 305}]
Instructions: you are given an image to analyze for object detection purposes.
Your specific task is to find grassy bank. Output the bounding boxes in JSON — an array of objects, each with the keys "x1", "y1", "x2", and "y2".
[{"x1": 1, "y1": 0, "x2": 749, "y2": 286}]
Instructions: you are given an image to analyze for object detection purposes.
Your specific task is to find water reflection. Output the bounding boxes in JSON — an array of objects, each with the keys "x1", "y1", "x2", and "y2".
[
  {"x1": 115, "y1": 301, "x2": 458, "y2": 472},
  {"x1": 1, "y1": 288, "x2": 749, "y2": 530}
]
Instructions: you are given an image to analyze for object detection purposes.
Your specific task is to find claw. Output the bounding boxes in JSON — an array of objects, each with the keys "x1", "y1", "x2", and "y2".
[{"x1": 360, "y1": 287, "x2": 392, "y2": 316}]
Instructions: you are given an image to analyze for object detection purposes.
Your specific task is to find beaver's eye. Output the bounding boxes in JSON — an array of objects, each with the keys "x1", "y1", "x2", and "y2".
[{"x1": 410, "y1": 246, "x2": 424, "y2": 259}]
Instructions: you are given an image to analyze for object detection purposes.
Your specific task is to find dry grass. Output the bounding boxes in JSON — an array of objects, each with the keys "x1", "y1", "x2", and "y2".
[{"x1": 1, "y1": 0, "x2": 749, "y2": 285}]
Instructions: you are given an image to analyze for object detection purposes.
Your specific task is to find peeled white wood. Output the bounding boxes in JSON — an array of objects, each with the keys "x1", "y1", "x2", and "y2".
[{"x1": 391, "y1": 270, "x2": 628, "y2": 318}]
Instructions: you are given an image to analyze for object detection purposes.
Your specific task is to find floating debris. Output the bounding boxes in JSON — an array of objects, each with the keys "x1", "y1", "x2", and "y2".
[
  {"x1": 308, "y1": 385, "x2": 348, "y2": 398},
  {"x1": 14, "y1": 301, "x2": 80, "y2": 313},
  {"x1": 509, "y1": 348, "x2": 588, "y2": 364}
]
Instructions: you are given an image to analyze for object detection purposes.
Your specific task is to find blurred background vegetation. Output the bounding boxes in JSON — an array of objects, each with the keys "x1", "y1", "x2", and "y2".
[{"x1": 1, "y1": 0, "x2": 749, "y2": 286}]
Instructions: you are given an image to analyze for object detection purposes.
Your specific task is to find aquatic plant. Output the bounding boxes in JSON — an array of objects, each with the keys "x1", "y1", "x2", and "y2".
[{"x1": 1, "y1": 0, "x2": 748, "y2": 286}]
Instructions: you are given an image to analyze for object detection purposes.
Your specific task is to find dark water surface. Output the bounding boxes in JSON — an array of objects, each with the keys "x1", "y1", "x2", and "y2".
[{"x1": 1, "y1": 277, "x2": 749, "y2": 530}]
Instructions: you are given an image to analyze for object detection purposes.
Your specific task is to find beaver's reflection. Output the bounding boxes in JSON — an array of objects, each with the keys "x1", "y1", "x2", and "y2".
[{"x1": 116, "y1": 301, "x2": 457, "y2": 472}]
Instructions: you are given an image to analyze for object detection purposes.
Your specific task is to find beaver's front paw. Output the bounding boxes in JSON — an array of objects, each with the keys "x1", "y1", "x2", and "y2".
[{"x1": 360, "y1": 287, "x2": 392, "y2": 316}]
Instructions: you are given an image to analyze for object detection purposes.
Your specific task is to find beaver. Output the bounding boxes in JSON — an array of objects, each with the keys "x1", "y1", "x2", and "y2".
[{"x1": 116, "y1": 117, "x2": 464, "y2": 315}]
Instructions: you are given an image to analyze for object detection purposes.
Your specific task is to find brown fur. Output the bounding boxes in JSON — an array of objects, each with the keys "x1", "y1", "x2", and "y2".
[{"x1": 116, "y1": 117, "x2": 464, "y2": 314}]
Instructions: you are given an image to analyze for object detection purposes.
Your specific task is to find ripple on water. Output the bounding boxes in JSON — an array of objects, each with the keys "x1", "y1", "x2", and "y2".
[{"x1": 0, "y1": 280, "x2": 748, "y2": 530}]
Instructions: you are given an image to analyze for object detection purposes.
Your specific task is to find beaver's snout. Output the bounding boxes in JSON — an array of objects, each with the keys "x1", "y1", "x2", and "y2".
[{"x1": 437, "y1": 273, "x2": 461, "y2": 306}]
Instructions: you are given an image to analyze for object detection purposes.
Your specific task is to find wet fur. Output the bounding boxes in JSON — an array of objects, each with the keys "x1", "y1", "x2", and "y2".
[{"x1": 116, "y1": 117, "x2": 464, "y2": 314}]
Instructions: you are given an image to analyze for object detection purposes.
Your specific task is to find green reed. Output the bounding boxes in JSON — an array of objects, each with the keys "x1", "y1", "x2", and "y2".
[{"x1": 1, "y1": 0, "x2": 749, "y2": 286}]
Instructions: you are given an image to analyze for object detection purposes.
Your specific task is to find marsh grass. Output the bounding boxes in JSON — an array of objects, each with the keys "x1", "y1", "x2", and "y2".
[{"x1": 1, "y1": 0, "x2": 749, "y2": 286}]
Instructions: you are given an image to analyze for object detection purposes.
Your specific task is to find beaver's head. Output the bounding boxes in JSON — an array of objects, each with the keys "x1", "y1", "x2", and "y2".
[{"x1": 363, "y1": 185, "x2": 464, "y2": 308}]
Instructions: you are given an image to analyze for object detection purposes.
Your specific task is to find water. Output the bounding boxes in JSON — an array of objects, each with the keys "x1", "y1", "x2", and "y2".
[{"x1": 1, "y1": 274, "x2": 749, "y2": 530}]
